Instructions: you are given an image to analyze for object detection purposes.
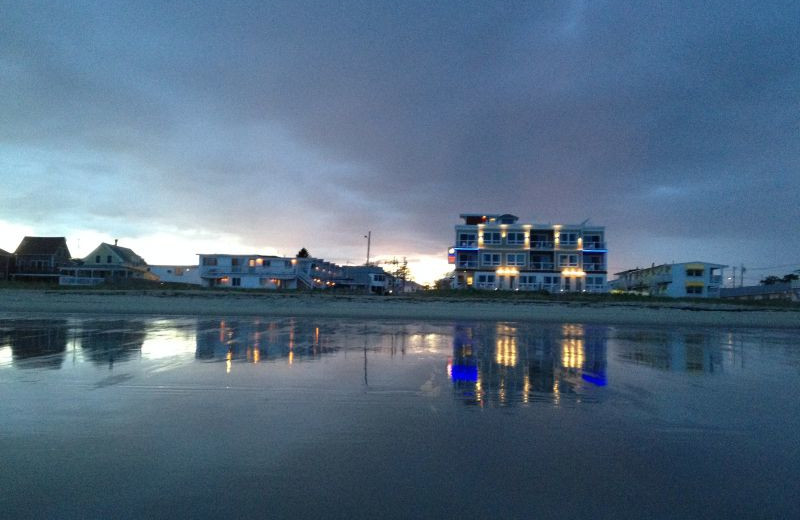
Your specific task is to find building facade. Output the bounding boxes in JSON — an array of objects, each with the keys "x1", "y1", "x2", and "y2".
[
  {"x1": 450, "y1": 214, "x2": 607, "y2": 292},
  {"x1": 609, "y1": 262, "x2": 726, "y2": 298},
  {"x1": 146, "y1": 265, "x2": 202, "y2": 285},
  {"x1": 59, "y1": 242, "x2": 158, "y2": 285},
  {"x1": 12, "y1": 236, "x2": 73, "y2": 283},
  {"x1": 198, "y1": 254, "x2": 341, "y2": 290}
]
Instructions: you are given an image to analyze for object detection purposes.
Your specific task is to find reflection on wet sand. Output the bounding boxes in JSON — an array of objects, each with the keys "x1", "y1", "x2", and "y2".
[
  {"x1": 613, "y1": 329, "x2": 733, "y2": 373},
  {"x1": 195, "y1": 318, "x2": 341, "y2": 368},
  {"x1": 448, "y1": 322, "x2": 608, "y2": 406},
  {"x1": 77, "y1": 320, "x2": 147, "y2": 368},
  {"x1": 0, "y1": 319, "x2": 69, "y2": 370}
]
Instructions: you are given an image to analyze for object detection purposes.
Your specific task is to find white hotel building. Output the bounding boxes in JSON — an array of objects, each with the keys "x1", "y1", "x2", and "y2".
[
  {"x1": 450, "y1": 213, "x2": 607, "y2": 292},
  {"x1": 198, "y1": 254, "x2": 341, "y2": 290}
]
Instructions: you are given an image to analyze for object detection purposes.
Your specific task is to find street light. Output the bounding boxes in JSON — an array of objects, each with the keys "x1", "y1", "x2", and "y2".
[{"x1": 364, "y1": 231, "x2": 371, "y2": 266}]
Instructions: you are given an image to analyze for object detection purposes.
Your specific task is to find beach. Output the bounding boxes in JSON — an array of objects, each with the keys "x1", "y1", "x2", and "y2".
[{"x1": 1, "y1": 288, "x2": 798, "y2": 328}]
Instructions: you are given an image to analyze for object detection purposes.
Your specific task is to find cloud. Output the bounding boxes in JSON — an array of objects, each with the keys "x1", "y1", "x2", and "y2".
[{"x1": 1, "y1": 0, "x2": 798, "y2": 278}]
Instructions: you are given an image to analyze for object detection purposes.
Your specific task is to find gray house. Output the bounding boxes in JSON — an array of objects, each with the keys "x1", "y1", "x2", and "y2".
[{"x1": 12, "y1": 237, "x2": 73, "y2": 283}]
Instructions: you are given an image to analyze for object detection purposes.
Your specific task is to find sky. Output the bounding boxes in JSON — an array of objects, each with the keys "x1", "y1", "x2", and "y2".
[{"x1": 1, "y1": 0, "x2": 798, "y2": 285}]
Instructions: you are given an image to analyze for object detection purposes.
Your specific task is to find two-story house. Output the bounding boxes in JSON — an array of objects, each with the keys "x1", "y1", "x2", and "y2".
[
  {"x1": 449, "y1": 214, "x2": 607, "y2": 292},
  {"x1": 609, "y1": 262, "x2": 726, "y2": 298},
  {"x1": 59, "y1": 241, "x2": 157, "y2": 285},
  {"x1": 12, "y1": 236, "x2": 73, "y2": 283}
]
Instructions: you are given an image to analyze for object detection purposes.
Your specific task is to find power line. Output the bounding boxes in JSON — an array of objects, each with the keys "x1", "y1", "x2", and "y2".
[{"x1": 742, "y1": 263, "x2": 800, "y2": 272}]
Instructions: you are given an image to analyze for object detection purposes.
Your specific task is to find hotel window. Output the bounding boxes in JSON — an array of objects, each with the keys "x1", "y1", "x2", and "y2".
[
  {"x1": 560, "y1": 232, "x2": 578, "y2": 245},
  {"x1": 248, "y1": 259, "x2": 256, "y2": 267},
  {"x1": 507, "y1": 232, "x2": 525, "y2": 245},
  {"x1": 482, "y1": 253, "x2": 501, "y2": 266},
  {"x1": 507, "y1": 253, "x2": 526, "y2": 266},
  {"x1": 686, "y1": 269, "x2": 704, "y2": 277},
  {"x1": 231, "y1": 277, "x2": 241, "y2": 287},
  {"x1": 477, "y1": 274, "x2": 496, "y2": 283},
  {"x1": 483, "y1": 232, "x2": 501, "y2": 245},
  {"x1": 686, "y1": 285, "x2": 703, "y2": 294},
  {"x1": 231, "y1": 258, "x2": 240, "y2": 266},
  {"x1": 202, "y1": 257, "x2": 217, "y2": 266},
  {"x1": 458, "y1": 233, "x2": 476, "y2": 246},
  {"x1": 558, "y1": 254, "x2": 578, "y2": 266}
]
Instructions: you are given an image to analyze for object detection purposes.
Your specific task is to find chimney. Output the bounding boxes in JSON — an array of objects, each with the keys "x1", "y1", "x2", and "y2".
[{"x1": 114, "y1": 239, "x2": 118, "y2": 246}]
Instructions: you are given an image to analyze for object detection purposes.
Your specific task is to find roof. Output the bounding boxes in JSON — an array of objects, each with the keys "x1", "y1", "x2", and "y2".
[
  {"x1": 0, "y1": 248, "x2": 11, "y2": 257},
  {"x1": 103, "y1": 243, "x2": 145, "y2": 265},
  {"x1": 14, "y1": 236, "x2": 69, "y2": 256},
  {"x1": 615, "y1": 261, "x2": 727, "y2": 276}
]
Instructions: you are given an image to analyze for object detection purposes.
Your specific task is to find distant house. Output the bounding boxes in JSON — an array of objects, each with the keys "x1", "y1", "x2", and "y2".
[
  {"x1": 12, "y1": 236, "x2": 73, "y2": 283},
  {"x1": 197, "y1": 254, "x2": 341, "y2": 290},
  {"x1": 146, "y1": 265, "x2": 202, "y2": 285},
  {"x1": 334, "y1": 265, "x2": 392, "y2": 294},
  {"x1": 609, "y1": 262, "x2": 726, "y2": 298},
  {"x1": 0, "y1": 248, "x2": 12, "y2": 280},
  {"x1": 59, "y1": 242, "x2": 157, "y2": 286}
]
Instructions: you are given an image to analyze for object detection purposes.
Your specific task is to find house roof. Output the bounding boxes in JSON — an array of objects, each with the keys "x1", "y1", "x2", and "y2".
[
  {"x1": 103, "y1": 243, "x2": 145, "y2": 265},
  {"x1": 14, "y1": 236, "x2": 69, "y2": 256},
  {"x1": 0, "y1": 248, "x2": 11, "y2": 257}
]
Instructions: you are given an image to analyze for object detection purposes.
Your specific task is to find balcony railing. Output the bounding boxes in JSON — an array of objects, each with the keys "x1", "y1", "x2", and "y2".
[
  {"x1": 457, "y1": 261, "x2": 478, "y2": 268},
  {"x1": 711, "y1": 275, "x2": 722, "y2": 284},
  {"x1": 583, "y1": 242, "x2": 606, "y2": 250},
  {"x1": 457, "y1": 240, "x2": 477, "y2": 247},
  {"x1": 59, "y1": 276, "x2": 104, "y2": 286},
  {"x1": 531, "y1": 241, "x2": 554, "y2": 249},
  {"x1": 583, "y1": 263, "x2": 607, "y2": 271},
  {"x1": 530, "y1": 262, "x2": 555, "y2": 270}
]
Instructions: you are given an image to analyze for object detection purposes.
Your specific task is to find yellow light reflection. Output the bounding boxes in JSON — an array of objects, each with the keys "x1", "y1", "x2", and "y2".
[
  {"x1": 288, "y1": 351, "x2": 294, "y2": 365},
  {"x1": 523, "y1": 373, "x2": 531, "y2": 403},
  {"x1": 226, "y1": 350, "x2": 232, "y2": 374},
  {"x1": 253, "y1": 347, "x2": 260, "y2": 364},
  {"x1": 495, "y1": 325, "x2": 518, "y2": 367}
]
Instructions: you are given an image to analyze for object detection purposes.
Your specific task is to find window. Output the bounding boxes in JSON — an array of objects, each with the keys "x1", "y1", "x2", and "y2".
[
  {"x1": 477, "y1": 274, "x2": 496, "y2": 284},
  {"x1": 507, "y1": 253, "x2": 526, "y2": 266},
  {"x1": 686, "y1": 285, "x2": 703, "y2": 294},
  {"x1": 202, "y1": 257, "x2": 217, "y2": 266},
  {"x1": 520, "y1": 275, "x2": 537, "y2": 284},
  {"x1": 481, "y1": 253, "x2": 501, "y2": 266},
  {"x1": 259, "y1": 278, "x2": 270, "y2": 286},
  {"x1": 507, "y1": 232, "x2": 525, "y2": 245},
  {"x1": 95, "y1": 255, "x2": 101, "y2": 263},
  {"x1": 232, "y1": 258, "x2": 240, "y2": 266},
  {"x1": 686, "y1": 269, "x2": 704, "y2": 277},
  {"x1": 483, "y1": 232, "x2": 501, "y2": 244},
  {"x1": 107, "y1": 255, "x2": 112, "y2": 263},
  {"x1": 458, "y1": 233, "x2": 476, "y2": 246},
  {"x1": 231, "y1": 277, "x2": 241, "y2": 287},
  {"x1": 559, "y1": 232, "x2": 578, "y2": 245},
  {"x1": 558, "y1": 254, "x2": 578, "y2": 267},
  {"x1": 249, "y1": 259, "x2": 256, "y2": 267}
]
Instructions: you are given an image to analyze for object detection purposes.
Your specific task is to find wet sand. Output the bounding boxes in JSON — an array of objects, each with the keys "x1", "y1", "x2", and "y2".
[{"x1": 1, "y1": 289, "x2": 798, "y2": 328}]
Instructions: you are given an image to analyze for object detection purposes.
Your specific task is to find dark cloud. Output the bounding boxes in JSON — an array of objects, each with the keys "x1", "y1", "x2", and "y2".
[{"x1": 1, "y1": 0, "x2": 798, "y2": 276}]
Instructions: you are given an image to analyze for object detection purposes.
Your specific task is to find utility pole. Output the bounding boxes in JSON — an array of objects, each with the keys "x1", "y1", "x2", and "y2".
[
  {"x1": 731, "y1": 266, "x2": 737, "y2": 288},
  {"x1": 364, "y1": 231, "x2": 371, "y2": 266},
  {"x1": 740, "y1": 264, "x2": 745, "y2": 288}
]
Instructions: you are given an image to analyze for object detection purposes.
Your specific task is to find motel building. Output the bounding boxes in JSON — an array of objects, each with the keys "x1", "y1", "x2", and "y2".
[
  {"x1": 198, "y1": 254, "x2": 340, "y2": 290},
  {"x1": 449, "y1": 213, "x2": 608, "y2": 293}
]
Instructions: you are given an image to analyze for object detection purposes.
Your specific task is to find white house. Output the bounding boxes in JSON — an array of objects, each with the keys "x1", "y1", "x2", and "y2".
[
  {"x1": 197, "y1": 254, "x2": 341, "y2": 290},
  {"x1": 609, "y1": 262, "x2": 726, "y2": 298},
  {"x1": 60, "y1": 242, "x2": 157, "y2": 286}
]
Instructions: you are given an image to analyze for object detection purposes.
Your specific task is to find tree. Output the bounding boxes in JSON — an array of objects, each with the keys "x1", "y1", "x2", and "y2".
[
  {"x1": 781, "y1": 273, "x2": 799, "y2": 283},
  {"x1": 760, "y1": 275, "x2": 782, "y2": 285},
  {"x1": 296, "y1": 248, "x2": 310, "y2": 258}
]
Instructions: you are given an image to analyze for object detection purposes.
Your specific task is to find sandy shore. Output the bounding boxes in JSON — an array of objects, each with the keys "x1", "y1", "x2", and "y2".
[{"x1": 1, "y1": 289, "x2": 799, "y2": 328}]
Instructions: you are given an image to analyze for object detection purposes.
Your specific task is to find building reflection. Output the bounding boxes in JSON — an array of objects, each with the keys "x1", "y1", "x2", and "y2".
[
  {"x1": 448, "y1": 323, "x2": 608, "y2": 406},
  {"x1": 1, "y1": 319, "x2": 69, "y2": 370},
  {"x1": 613, "y1": 330, "x2": 726, "y2": 373},
  {"x1": 78, "y1": 320, "x2": 147, "y2": 368},
  {"x1": 195, "y1": 319, "x2": 339, "y2": 369}
]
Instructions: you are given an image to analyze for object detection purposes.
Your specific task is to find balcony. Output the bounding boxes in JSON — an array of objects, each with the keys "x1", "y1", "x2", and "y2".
[
  {"x1": 530, "y1": 241, "x2": 554, "y2": 249},
  {"x1": 583, "y1": 263, "x2": 607, "y2": 271},
  {"x1": 530, "y1": 262, "x2": 555, "y2": 271},
  {"x1": 711, "y1": 275, "x2": 722, "y2": 284},
  {"x1": 457, "y1": 261, "x2": 478, "y2": 268},
  {"x1": 457, "y1": 240, "x2": 477, "y2": 247},
  {"x1": 582, "y1": 242, "x2": 606, "y2": 250}
]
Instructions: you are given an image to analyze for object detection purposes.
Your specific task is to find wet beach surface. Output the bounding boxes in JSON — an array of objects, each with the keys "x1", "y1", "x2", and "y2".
[{"x1": 1, "y1": 315, "x2": 799, "y2": 519}]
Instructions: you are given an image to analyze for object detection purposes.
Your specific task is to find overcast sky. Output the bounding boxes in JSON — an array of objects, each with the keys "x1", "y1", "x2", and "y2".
[{"x1": 1, "y1": 0, "x2": 798, "y2": 283}]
